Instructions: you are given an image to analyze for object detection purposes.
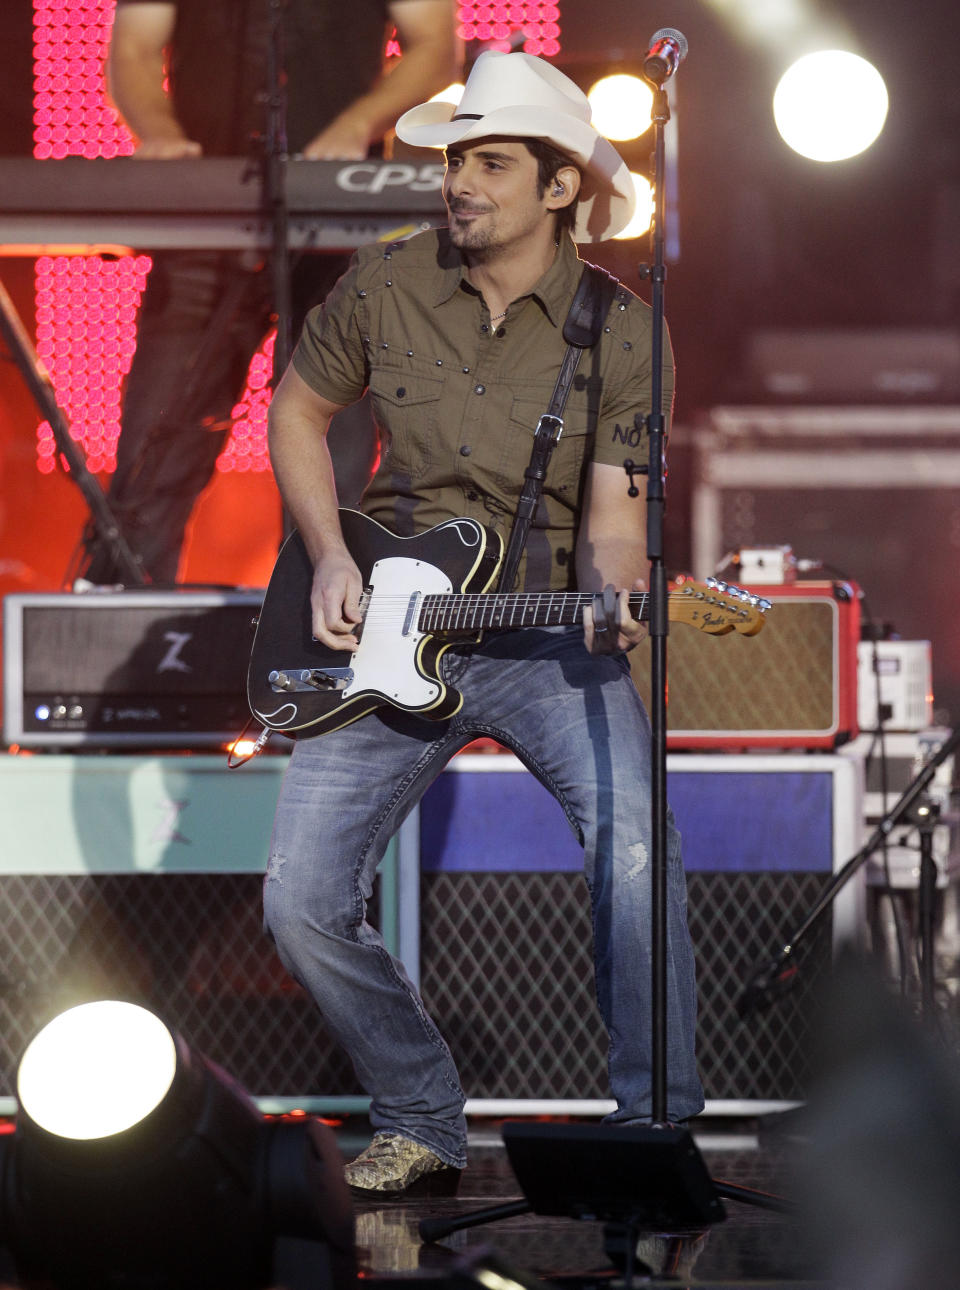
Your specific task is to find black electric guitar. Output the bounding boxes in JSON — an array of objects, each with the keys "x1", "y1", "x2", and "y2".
[{"x1": 248, "y1": 509, "x2": 769, "y2": 740}]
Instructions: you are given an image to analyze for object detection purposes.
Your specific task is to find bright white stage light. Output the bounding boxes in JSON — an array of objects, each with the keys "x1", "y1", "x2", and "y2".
[
  {"x1": 613, "y1": 172, "x2": 656, "y2": 240},
  {"x1": 587, "y1": 74, "x2": 654, "y2": 142},
  {"x1": 773, "y1": 50, "x2": 888, "y2": 162},
  {"x1": 17, "y1": 1000, "x2": 178, "y2": 1140},
  {"x1": 5, "y1": 1002, "x2": 355, "y2": 1289},
  {"x1": 429, "y1": 82, "x2": 464, "y2": 105}
]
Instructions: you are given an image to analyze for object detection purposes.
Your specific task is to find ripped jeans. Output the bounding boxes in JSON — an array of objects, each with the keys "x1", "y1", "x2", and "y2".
[{"x1": 263, "y1": 625, "x2": 703, "y2": 1167}]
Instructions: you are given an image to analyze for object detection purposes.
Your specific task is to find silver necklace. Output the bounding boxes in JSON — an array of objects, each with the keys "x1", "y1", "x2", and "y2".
[{"x1": 490, "y1": 308, "x2": 508, "y2": 323}]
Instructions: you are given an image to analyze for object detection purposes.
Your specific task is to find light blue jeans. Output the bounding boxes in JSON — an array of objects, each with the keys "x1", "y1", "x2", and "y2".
[{"x1": 263, "y1": 625, "x2": 704, "y2": 1168}]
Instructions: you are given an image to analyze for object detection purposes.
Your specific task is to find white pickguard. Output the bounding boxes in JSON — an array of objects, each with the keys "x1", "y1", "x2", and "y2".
[{"x1": 344, "y1": 556, "x2": 452, "y2": 708}]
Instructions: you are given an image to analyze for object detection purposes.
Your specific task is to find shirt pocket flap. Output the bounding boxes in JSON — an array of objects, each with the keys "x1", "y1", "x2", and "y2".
[{"x1": 369, "y1": 369, "x2": 444, "y2": 409}]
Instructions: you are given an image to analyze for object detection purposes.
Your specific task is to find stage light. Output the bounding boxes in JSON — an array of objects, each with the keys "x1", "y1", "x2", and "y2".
[
  {"x1": 587, "y1": 74, "x2": 653, "y2": 142},
  {"x1": 18, "y1": 1001, "x2": 177, "y2": 1141},
  {"x1": 0, "y1": 1001, "x2": 355, "y2": 1290},
  {"x1": 773, "y1": 50, "x2": 888, "y2": 162},
  {"x1": 430, "y1": 82, "x2": 465, "y2": 104},
  {"x1": 612, "y1": 171, "x2": 655, "y2": 240}
]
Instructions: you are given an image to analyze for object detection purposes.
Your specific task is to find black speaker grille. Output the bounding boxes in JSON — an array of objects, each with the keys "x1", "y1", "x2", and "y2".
[
  {"x1": 419, "y1": 870, "x2": 832, "y2": 1102},
  {"x1": 0, "y1": 874, "x2": 360, "y2": 1097},
  {"x1": 20, "y1": 600, "x2": 258, "y2": 695},
  {"x1": 0, "y1": 870, "x2": 831, "y2": 1103},
  {"x1": 419, "y1": 871, "x2": 608, "y2": 1099}
]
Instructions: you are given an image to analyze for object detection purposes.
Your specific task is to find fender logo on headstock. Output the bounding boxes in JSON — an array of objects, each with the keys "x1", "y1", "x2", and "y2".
[{"x1": 670, "y1": 577, "x2": 772, "y2": 636}]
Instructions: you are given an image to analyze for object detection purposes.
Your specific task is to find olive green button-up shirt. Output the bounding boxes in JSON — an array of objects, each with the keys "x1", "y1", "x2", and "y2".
[{"x1": 292, "y1": 228, "x2": 674, "y2": 592}]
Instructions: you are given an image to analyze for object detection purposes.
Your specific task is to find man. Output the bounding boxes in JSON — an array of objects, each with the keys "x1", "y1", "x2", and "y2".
[
  {"x1": 79, "y1": 0, "x2": 458, "y2": 585},
  {"x1": 264, "y1": 50, "x2": 703, "y2": 1197}
]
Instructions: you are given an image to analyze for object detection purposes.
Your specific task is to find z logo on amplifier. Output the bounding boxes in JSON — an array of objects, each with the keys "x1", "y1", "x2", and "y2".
[{"x1": 157, "y1": 631, "x2": 193, "y2": 674}]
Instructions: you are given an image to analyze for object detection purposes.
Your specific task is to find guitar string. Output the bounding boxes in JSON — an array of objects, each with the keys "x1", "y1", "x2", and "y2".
[{"x1": 355, "y1": 589, "x2": 755, "y2": 625}]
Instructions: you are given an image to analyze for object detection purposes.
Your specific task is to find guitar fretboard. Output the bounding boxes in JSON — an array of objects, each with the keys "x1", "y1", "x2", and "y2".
[{"x1": 418, "y1": 591, "x2": 651, "y2": 633}]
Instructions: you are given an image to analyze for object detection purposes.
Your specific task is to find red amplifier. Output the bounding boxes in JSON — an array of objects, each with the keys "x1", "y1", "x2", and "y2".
[{"x1": 630, "y1": 580, "x2": 861, "y2": 750}]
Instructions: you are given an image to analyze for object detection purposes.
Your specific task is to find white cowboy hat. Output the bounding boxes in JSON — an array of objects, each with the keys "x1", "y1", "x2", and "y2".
[{"x1": 395, "y1": 50, "x2": 636, "y2": 242}]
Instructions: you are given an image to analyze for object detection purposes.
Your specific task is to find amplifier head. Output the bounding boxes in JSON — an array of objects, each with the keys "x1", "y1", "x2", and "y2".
[{"x1": 3, "y1": 590, "x2": 263, "y2": 748}]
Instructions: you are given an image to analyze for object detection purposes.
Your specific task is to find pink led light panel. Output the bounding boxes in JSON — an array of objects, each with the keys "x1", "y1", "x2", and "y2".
[
  {"x1": 33, "y1": 0, "x2": 134, "y2": 161},
  {"x1": 32, "y1": 0, "x2": 270, "y2": 474},
  {"x1": 456, "y1": 2, "x2": 561, "y2": 55},
  {"x1": 34, "y1": 253, "x2": 150, "y2": 475}
]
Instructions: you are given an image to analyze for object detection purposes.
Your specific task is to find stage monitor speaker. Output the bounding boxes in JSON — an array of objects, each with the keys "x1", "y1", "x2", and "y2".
[
  {"x1": 416, "y1": 753, "x2": 860, "y2": 1104},
  {"x1": 0, "y1": 754, "x2": 861, "y2": 1107},
  {"x1": 630, "y1": 580, "x2": 861, "y2": 749},
  {"x1": 501, "y1": 1122, "x2": 724, "y2": 1227},
  {"x1": 3, "y1": 590, "x2": 263, "y2": 748}
]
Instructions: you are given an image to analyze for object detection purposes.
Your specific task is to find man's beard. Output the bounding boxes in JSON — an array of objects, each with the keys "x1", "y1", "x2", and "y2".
[{"x1": 447, "y1": 207, "x2": 497, "y2": 257}]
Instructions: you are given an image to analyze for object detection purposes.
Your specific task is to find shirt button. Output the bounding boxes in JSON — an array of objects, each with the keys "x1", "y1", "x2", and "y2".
[
  {"x1": 466, "y1": 490, "x2": 479, "y2": 501},
  {"x1": 481, "y1": 324, "x2": 489, "y2": 333},
  {"x1": 474, "y1": 384, "x2": 485, "y2": 395},
  {"x1": 396, "y1": 387, "x2": 406, "y2": 398},
  {"x1": 496, "y1": 327, "x2": 506, "y2": 338},
  {"x1": 459, "y1": 444, "x2": 471, "y2": 456}
]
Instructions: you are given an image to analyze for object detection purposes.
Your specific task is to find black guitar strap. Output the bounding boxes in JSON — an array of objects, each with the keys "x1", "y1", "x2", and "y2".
[{"x1": 497, "y1": 262, "x2": 619, "y2": 592}]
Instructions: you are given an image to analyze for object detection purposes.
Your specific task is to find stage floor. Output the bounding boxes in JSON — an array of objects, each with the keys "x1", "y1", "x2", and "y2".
[
  {"x1": 340, "y1": 1115, "x2": 826, "y2": 1288},
  {"x1": 0, "y1": 1105, "x2": 952, "y2": 1287}
]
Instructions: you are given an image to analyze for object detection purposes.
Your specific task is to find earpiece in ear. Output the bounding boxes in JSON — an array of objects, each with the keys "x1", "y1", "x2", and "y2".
[{"x1": 553, "y1": 183, "x2": 565, "y2": 196}]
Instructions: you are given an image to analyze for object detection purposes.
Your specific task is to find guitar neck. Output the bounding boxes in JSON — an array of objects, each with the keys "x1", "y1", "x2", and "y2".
[{"x1": 419, "y1": 591, "x2": 650, "y2": 633}]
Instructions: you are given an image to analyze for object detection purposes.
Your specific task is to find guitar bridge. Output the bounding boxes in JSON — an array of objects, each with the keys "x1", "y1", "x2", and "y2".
[{"x1": 268, "y1": 667, "x2": 353, "y2": 693}]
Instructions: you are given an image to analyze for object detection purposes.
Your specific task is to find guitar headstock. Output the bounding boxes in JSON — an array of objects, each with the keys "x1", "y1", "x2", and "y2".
[{"x1": 668, "y1": 578, "x2": 771, "y2": 636}]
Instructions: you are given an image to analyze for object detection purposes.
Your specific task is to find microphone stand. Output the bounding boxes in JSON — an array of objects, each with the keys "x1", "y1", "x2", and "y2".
[
  {"x1": 639, "y1": 78, "x2": 672, "y2": 1125},
  {"x1": 739, "y1": 725, "x2": 960, "y2": 1024},
  {"x1": 623, "y1": 76, "x2": 673, "y2": 1125}
]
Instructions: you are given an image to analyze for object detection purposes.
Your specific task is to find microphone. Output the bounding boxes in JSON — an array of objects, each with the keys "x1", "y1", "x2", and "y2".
[
  {"x1": 643, "y1": 28, "x2": 688, "y2": 84},
  {"x1": 736, "y1": 951, "x2": 800, "y2": 1020}
]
